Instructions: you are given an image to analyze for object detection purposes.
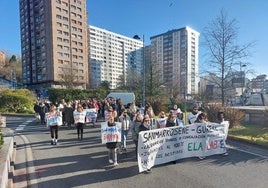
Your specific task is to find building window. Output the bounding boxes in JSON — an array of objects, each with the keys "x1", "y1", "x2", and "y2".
[
  {"x1": 63, "y1": 24, "x2": 69, "y2": 29},
  {"x1": 56, "y1": 15, "x2": 62, "y2": 20}
]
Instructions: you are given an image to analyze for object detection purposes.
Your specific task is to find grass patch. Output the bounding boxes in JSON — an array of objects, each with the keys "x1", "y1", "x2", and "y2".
[{"x1": 228, "y1": 122, "x2": 268, "y2": 147}]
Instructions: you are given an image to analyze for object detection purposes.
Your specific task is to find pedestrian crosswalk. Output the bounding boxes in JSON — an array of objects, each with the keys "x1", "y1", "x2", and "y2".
[{"x1": 15, "y1": 119, "x2": 34, "y2": 131}]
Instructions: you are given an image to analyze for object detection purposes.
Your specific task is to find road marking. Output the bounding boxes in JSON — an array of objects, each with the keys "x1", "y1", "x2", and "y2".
[
  {"x1": 15, "y1": 119, "x2": 34, "y2": 131},
  {"x1": 16, "y1": 125, "x2": 25, "y2": 131},
  {"x1": 227, "y1": 145, "x2": 268, "y2": 159}
]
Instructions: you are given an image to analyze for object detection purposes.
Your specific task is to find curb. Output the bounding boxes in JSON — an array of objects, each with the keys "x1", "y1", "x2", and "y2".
[
  {"x1": 228, "y1": 135, "x2": 268, "y2": 150},
  {"x1": 0, "y1": 136, "x2": 14, "y2": 188},
  {"x1": 8, "y1": 142, "x2": 16, "y2": 188}
]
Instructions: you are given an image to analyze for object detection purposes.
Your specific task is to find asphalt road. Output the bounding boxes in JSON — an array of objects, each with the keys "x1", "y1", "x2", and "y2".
[{"x1": 6, "y1": 116, "x2": 268, "y2": 188}]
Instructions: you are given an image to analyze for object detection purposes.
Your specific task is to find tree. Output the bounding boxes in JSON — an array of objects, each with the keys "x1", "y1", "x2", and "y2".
[
  {"x1": 202, "y1": 9, "x2": 254, "y2": 106},
  {"x1": 98, "y1": 80, "x2": 111, "y2": 90},
  {"x1": 0, "y1": 53, "x2": 22, "y2": 84},
  {"x1": 61, "y1": 71, "x2": 77, "y2": 89}
]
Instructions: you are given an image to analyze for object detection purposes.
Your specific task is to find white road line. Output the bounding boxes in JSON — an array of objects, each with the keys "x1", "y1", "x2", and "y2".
[
  {"x1": 15, "y1": 119, "x2": 34, "y2": 131},
  {"x1": 15, "y1": 127, "x2": 24, "y2": 131},
  {"x1": 227, "y1": 145, "x2": 268, "y2": 159}
]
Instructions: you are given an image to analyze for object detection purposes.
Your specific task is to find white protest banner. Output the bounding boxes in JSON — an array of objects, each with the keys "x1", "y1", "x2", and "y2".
[
  {"x1": 73, "y1": 110, "x2": 86, "y2": 123},
  {"x1": 46, "y1": 113, "x2": 62, "y2": 126},
  {"x1": 85, "y1": 108, "x2": 97, "y2": 123},
  {"x1": 137, "y1": 122, "x2": 229, "y2": 172},
  {"x1": 101, "y1": 122, "x2": 122, "y2": 144}
]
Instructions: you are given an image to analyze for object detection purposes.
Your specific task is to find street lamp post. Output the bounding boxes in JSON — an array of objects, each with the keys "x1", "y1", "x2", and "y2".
[{"x1": 240, "y1": 62, "x2": 247, "y2": 105}]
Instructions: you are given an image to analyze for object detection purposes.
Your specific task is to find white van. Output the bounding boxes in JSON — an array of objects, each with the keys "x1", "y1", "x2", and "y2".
[{"x1": 106, "y1": 92, "x2": 135, "y2": 105}]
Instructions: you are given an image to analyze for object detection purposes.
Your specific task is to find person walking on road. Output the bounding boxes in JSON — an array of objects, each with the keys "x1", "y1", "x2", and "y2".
[
  {"x1": 216, "y1": 110, "x2": 229, "y2": 156},
  {"x1": 194, "y1": 112, "x2": 208, "y2": 160},
  {"x1": 39, "y1": 101, "x2": 49, "y2": 125},
  {"x1": 106, "y1": 116, "x2": 120, "y2": 166},
  {"x1": 131, "y1": 109, "x2": 143, "y2": 157},
  {"x1": 63, "y1": 101, "x2": 74, "y2": 128},
  {"x1": 46, "y1": 105, "x2": 62, "y2": 145},
  {"x1": 138, "y1": 115, "x2": 153, "y2": 173},
  {"x1": 118, "y1": 109, "x2": 131, "y2": 153},
  {"x1": 73, "y1": 105, "x2": 87, "y2": 140}
]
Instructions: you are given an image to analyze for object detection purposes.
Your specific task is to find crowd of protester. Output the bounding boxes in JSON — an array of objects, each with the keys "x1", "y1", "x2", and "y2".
[{"x1": 33, "y1": 97, "x2": 228, "y2": 171}]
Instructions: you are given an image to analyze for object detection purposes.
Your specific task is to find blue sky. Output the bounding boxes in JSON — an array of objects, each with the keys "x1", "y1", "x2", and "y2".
[{"x1": 0, "y1": 0, "x2": 268, "y2": 77}]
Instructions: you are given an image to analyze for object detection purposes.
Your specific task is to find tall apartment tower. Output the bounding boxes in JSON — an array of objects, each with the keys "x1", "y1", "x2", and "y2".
[
  {"x1": 89, "y1": 25, "x2": 143, "y2": 89},
  {"x1": 150, "y1": 26, "x2": 199, "y2": 97},
  {"x1": 19, "y1": 0, "x2": 88, "y2": 94}
]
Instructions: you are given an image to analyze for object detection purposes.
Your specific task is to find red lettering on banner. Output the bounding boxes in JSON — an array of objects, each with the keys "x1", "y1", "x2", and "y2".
[
  {"x1": 206, "y1": 140, "x2": 218, "y2": 150},
  {"x1": 105, "y1": 134, "x2": 119, "y2": 141}
]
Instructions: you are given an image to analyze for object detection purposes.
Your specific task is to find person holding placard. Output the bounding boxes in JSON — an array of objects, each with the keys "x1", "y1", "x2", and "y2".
[
  {"x1": 156, "y1": 111, "x2": 167, "y2": 129},
  {"x1": 73, "y1": 105, "x2": 87, "y2": 140},
  {"x1": 46, "y1": 105, "x2": 62, "y2": 145},
  {"x1": 106, "y1": 116, "x2": 120, "y2": 166},
  {"x1": 216, "y1": 110, "x2": 229, "y2": 156}
]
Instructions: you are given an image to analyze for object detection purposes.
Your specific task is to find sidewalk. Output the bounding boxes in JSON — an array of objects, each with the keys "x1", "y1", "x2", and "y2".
[{"x1": 12, "y1": 134, "x2": 37, "y2": 188}]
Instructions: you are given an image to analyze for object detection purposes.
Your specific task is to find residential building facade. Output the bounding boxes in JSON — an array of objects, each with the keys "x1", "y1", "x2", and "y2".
[
  {"x1": 19, "y1": 0, "x2": 88, "y2": 94},
  {"x1": 88, "y1": 25, "x2": 143, "y2": 89},
  {"x1": 0, "y1": 51, "x2": 6, "y2": 66},
  {"x1": 150, "y1": 26, "x2": 200, "y2": 98}
]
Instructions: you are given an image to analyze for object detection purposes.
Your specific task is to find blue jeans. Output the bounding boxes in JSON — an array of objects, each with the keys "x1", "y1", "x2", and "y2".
[{"x1": 121, "y1": 130, "x2": 129, "y2": 148}]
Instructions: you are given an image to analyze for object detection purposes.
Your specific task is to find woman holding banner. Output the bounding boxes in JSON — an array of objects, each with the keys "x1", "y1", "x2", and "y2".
[
  {"x1": 156, "y1": 111, "x2": 167, "y2": 128},
  {"x1": 195, "y1": 112, "x2": 208, "y2": 160},
  {"x1": 106, "y1": 116, "x2": 120, "y2": 166},
  {"x1": 46, "y1": 105, "x2": 62, "y2": 145},
  {"x1": 216, "y1": 110, "x2": 229, "y2": 156},
  {"x1": 165, "y1": 111, "x2": 180, "y2": 164},
  {"x1": 73, "y1": 105, "x2": 87, "y2": 140},
  {"x1": 138, "y1": 115, "x2": 153, "y2": 173}
]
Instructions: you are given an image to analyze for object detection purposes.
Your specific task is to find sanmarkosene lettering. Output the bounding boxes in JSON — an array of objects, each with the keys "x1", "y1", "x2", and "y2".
[{"x1": 142, "y1": 126, "x2": 189, "y2": 143}]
